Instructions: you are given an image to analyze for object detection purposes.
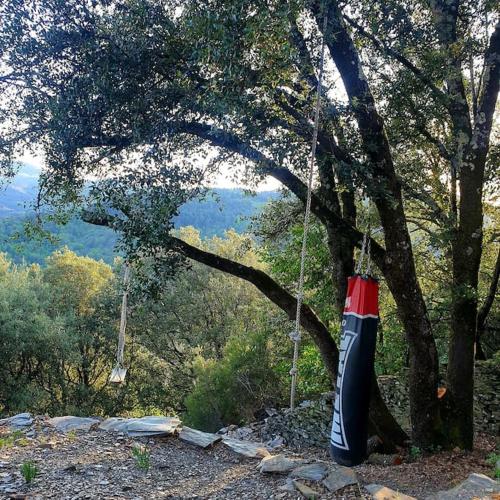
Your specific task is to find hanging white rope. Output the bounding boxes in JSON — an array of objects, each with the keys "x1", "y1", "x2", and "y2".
[
  {"x1": 289, "y1": 13, "x2": 328, "y2": 410},
  {"x1": 109, "y1": 264, "x2": 130, "y2": 384},
  {"x1": 355, "y1": 224, "x2": 372, "y2": 276}
]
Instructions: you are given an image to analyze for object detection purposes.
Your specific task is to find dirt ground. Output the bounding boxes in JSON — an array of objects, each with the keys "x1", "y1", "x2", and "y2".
[{"x1": 0, "y1": 426, "x2": 497, "y2": 499}]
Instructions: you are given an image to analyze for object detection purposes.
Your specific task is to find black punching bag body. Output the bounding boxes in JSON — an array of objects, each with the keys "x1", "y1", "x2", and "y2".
[{"x1": 330, "y1": 275, "x2": 379, "y2": 466}]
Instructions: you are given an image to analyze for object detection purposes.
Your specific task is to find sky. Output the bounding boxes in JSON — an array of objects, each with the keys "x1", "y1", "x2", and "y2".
[{"x1": 16, "y1": 149, "x2": 282, "y2": 191}]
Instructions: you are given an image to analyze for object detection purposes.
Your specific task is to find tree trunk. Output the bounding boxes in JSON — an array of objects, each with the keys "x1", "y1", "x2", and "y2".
[
  {"x1": 430, "y1": 2, "x2": 499, "y2": 451},
  {"x1": 313, "y1": 0, "x2": 443, "y2": 448},
  {"x1": 170, "y1": 235, "x2": 408, "y2": 448}
]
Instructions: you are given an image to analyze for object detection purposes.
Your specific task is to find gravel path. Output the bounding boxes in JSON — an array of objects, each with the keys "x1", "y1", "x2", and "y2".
[
  {"x1": 0, "y1": 429, "x2": 363, "y2": 499},
  {"x1": 0, "y1": 425, "x2": 496, "y2": 499}
]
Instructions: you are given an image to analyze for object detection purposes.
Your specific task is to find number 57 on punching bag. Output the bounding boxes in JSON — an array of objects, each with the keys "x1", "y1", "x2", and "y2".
[{"x1": 330, "y1": 274, "x2": 379, "y2": 467}]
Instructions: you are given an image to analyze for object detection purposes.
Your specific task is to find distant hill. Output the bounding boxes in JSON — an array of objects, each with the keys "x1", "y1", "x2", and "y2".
[
  {"x1": 0, "y1": 164, "x2": 278, "y2": 264},
  {"x1": 0, "y1": 163, "x2": 40, "y2": 215}
]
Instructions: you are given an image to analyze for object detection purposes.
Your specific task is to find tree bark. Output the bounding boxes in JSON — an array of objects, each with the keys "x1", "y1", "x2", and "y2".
[
  {"x1": 313, "y1": 0, "x2": 443, "y2": 448},
  {"x1": 444, "y1": 20, "x2": 500, "y2": 449}
]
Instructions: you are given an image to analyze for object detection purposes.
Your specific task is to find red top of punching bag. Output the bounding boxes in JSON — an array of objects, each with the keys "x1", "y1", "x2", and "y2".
[{"x1": 343, "y1": 275, "x2": 379, "y2": 318}]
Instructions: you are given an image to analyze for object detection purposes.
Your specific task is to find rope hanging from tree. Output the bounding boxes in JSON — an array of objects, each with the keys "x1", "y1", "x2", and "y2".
[
  {"x1": 109, "y1": 264, "x2": 130, "y2": 384},
  {"x1": 356, "y1": 222, "x2": 372, "y2": 276},
  {"x1": 289, "y1": 12, "x2": 328, "y2": 410}
]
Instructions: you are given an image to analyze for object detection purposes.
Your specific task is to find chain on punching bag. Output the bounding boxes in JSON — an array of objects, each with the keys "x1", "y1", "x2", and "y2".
[{"x1": 330, "y1": 229, "x2": 379, "y2": 466}]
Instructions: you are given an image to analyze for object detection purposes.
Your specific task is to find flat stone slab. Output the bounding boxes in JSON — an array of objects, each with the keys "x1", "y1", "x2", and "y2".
[
  {"x1": 222, "y1": 437, "x2": 270, "y2": 458},
  {"x1": 366, "y1": 484, "x2": 416, "y2": 500},
  {"x1": 46, "y1": 416, "x2": 99, "y2": 433},
  {"x1": 99, "y1": 416, "x2": 181, "y2": 437},
  {"x1": 259, "y1": 454, "x2": 304, "y2": 473},
  {"x1": 322, "y1": 465, "x2": 358, "y2": 492},
  {"x1": 291, "y1": 462, "x2": 328, "y2": 481},
  {"x1": 425, "y1": 473, "x2": 499, "y2": 500},
  {"x1": 0, "y1": 413, "x2": 33, "y2": 429},
  {"x1": 179, "y1": 426, "x2": 221, "y2": 448}
]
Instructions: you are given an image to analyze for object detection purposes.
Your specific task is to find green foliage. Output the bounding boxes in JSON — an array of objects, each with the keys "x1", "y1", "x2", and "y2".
[
  {"x1": 184, "y1": 330, "x2": 285, "y2": 432},
  {"x1": 20, "y1": 461, "x2": 38, "y2": 483},
  {"x1": 0, "y1": 230, "x2": 294, "y2": 424},
  {"x1": 274, "y1": 344, "x2": 331, "y2": 399},
  {"x1": 486, "y1": 452, "x2": 500, "y2": 479},
  {"x1": 409, "y1": 446, "x2": 422, "y2": 461},
  {"x1": 0, "y1": 250, "x2": 176, "y2": 416},
  {"x1": 132, "y1": 445, "x2": 151, "y2": 471},
  {"x1": 0, "y1": 430, "x2": 24, "y2": 449}
]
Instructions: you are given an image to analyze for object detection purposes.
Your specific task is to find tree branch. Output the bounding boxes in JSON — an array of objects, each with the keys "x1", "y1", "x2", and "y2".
[
  {"x1": 477, "y1": 246, "x2": 500, "y2": 332},
  {"x1": 80, "y1": 119, "x2": 388, "y2": 271},
  {"x1": 170, "y1": 121, "x2": 388, "y2": 272},
  {"x1": 470, "y1": 21, "x2": 500, "y2": 161},
  {"x1": 82, "y1": 210, "x2": 339, "y2": 379},
  {"x1": 343, "y1": 14, "x2": 448, "y2": 105},
  {"x1": 170, "y1": 236, "x2": 340, "y2": 378}
]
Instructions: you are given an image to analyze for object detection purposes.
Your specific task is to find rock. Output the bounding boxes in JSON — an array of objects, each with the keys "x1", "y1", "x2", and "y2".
[
  {"x1": 0, "y1": 413, "x2": 33, "y2": 429},
  {"x1": 279, "y1": 477, "x2": 296, "y2": 492},
  {"x1": 254, "y1": 408, "x2": 278, "y2": 421},
  {"x1": 322, "y1": 466, "x2": 357, "y2": 492},
  {"x1": 234, "y1": 426, "x2": 253, "y2": 440},
  {"x1": 366, "y1": 484, "x2": 416, "y2": 500},
  {"x1": 222, "y1": 437, "x2": 270, "y2": 458},
  {"x1": 179, "y1": 426, "x2": 221, "y2": 449},
  {"x1": 46, "y1": 416, "x2": 100, "y2": 433},
  {"x1": 425, "y1": 473, "x2": 499, "y2": 500},
  {"x1": 99, "y1": 416, "x2": 181, "y2": 437},
  {"x1": 290, "y1": 463, "x2": 328, "y2": 481},
  {"x1": 258, "y1": 454, "x2": 304, "y2": 474},
  {"x1": 292, "y1": 480, "x2": 320, "y2": 499},
  {"x1": 266, "y1": 436, "x2": 284, "y2": 449}
]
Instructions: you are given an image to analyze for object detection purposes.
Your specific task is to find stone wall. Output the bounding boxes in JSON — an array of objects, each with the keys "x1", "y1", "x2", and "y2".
[
  {"x1": 261, "y1": 393, "x2": 334, "y2": 449},
  {"x1": 259, "y1": 360, "x2": 499, "y2": 449},
  {"x1": 473, "y1": 360, "x2": 499, "y2": 436}
]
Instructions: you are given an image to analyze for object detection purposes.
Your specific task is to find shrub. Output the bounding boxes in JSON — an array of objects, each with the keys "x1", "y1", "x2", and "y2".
[{"x1": 184, "y1": 330, "x2": 284, "y2": 431}]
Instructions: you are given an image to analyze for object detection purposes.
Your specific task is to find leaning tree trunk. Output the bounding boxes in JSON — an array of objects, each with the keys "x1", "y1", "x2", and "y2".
[
  {"x1": 313, "y1": 0, "x2": 443, "y2": 448},
  {"x1": 476, "y1": 248, "x2": 500, "y2": 360}
]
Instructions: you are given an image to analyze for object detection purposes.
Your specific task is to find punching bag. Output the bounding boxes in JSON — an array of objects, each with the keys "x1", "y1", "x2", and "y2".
[{"x1": 330, "y1": 274, "x2": 379, "y2": 466}]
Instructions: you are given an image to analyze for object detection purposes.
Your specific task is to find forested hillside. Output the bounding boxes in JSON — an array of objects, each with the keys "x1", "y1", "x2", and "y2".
[{"x1": 0, "y1": 177, "x2": 277, "y2": 263}]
